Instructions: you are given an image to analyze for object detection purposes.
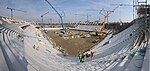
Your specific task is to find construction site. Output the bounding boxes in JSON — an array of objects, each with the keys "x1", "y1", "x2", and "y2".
[
  {"x1": 34, "y1": 5, "x2": 132, "y2": 56},
  {"x1": 0, "y1": 0, "x2": 150, "y2": 71},
  {"x1": 36, "y1": 22, "x2": 131, "y2": 56}
]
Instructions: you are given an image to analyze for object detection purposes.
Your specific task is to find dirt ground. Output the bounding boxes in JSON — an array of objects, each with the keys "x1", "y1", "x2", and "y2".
[{"x1": 46, "y1": 30, "x2": 102, "y2": 56}]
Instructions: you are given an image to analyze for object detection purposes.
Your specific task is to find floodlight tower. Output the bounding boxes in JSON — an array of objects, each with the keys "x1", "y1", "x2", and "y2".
[{"x1": 6, "y1": 7, "x2": 26, "y2": 19}]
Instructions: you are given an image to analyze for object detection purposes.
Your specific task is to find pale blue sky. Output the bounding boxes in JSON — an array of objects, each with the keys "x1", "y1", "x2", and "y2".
[{"x1": 0, "y1": 0, "x2": 149, "y2": 22}]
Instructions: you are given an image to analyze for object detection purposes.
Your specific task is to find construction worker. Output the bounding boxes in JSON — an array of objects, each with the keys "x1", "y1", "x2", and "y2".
[
  {"x1": 90, "y1": 52, "x2": 93, "y2": 61},
  {"x1": 78, "y1": 52, "x2": 82, "y2": 62},
  {"x1": 21, "y1": 37, "x2": 24, "y2": 42},
  {"x1": 81, "y1": 53, "x2": 85, "y2": 62},
  {"x1": 33, "y1": 45, "x2": 35, "y2": 49},
  {"x1": 86, "y1": 53, "x2": 90, "y2": 57},
  {"x1": 83, "y1": 54, "x2": 86, "y2": 62}
]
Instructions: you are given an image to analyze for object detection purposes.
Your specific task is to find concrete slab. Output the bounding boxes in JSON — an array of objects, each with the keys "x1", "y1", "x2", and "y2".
[{"x1": 0, "y1": 46, "x2": 9, "y2": 71}]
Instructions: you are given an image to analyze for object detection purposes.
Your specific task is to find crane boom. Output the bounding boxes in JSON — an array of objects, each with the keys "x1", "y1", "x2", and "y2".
[
  {"x1": 98, "y1": 6, "x2": 119, "y2": 38},
  {"x1": 41, "y1": 11, "x2": 49, "y2": 17},
  {"x1": 45, "y1": 0, "x2": 66, "y2": 33},
  {"x1": 6, "y1": 7, "x2": 26, "y2": 19},
  {"x1": 107, "y1": 5, "x2": 119, "y2": 16},
  {"x1": 7, "y1": 7, "x2": 26, "y2": 13},
  {"x1": 86, "y1": 9, "x2": 103, "y2": 12},
  {"x1": 41, "y1": 11, "x2": 49, "y2": 23},
  {"x1": 74, "y1": 14, "x2": 91, "y2": 16}
]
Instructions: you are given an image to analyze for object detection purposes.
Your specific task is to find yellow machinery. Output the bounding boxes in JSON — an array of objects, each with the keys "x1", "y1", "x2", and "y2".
[
  {"x1": 98, "y1": 6, "x2": 119, "y2": 39},
  {"x1": 98, "y1": 16, "x2": 107, "y2": 38},
  {"x1": 66, "y1": 30, "x2": 72, "y2": 36},
  {"x1": 79, "y1": 31, "x2": 83, "y2": 36},
  {"x1": 138, "y1": 32, "x2": 145, "y2": 46}
]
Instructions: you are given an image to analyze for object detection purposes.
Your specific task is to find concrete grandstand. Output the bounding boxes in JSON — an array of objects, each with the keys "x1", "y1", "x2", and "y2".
[{"x1": 0, "y1": 14, "x2": 149, "y2": 71}]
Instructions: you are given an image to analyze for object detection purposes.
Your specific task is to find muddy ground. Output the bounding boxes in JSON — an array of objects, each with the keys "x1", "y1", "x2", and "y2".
[{"x1": 46, "y1": 30, "x2": 102, "y2": 56}]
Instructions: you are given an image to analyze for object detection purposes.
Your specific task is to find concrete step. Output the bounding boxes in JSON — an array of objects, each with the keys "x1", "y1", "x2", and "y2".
[{"x1": 0, "y1": 46, "x2": 9, "y2": 71}]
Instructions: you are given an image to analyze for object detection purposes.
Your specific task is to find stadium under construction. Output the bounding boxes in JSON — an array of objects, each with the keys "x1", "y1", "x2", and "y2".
[{"x1": 0, "y1": 0, "x2": 150, "y2": 71}]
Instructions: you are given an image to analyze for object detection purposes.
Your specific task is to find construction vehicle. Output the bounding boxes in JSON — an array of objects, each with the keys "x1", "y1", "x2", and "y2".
[
  {"x1": 98, "y1": 6, "x2": 119, "y2": 39},
  {"x1": 45, "y1": 0, "x2": 66, "y2": 34},
  {"x1": 79, "y1": 31, "x2": 83, "y2": 36}
]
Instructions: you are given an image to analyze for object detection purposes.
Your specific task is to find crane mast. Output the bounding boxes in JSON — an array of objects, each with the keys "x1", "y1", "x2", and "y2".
[
  {"x1": 98, "y1": 5, "x2": 119, "y2": 38},
  {"x1": 98, "y1": 16, "x2": 107, "y2": 38}
]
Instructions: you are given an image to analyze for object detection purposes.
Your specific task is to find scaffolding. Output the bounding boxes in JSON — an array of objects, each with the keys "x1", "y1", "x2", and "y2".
[
  {"x1": 134, "y1": 0, "x2": 149, "y2": 28},
  {"x1": 137, "y1": 2, "x2": 150, "y2": 17}
]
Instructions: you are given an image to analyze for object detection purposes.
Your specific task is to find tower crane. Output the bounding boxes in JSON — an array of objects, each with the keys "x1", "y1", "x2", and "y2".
[
  {"x1": 98, "y1": 5, "x2": 119, "y2": 39},
  {"x1": 45, "y1": 0, "x2": 66, "y2": 34},
  {"x1": 6, "y1": 7, "x2": 26, "y2": 19},
  {"x1": 74, "y1": 14, "x2": 91, "y2": 22},
  {"x1": 41, "y1": 11, "x2": 49, "y2": 23},
  {"x1": 41, "y1": 11, "x2": 49, "y2": 32},
  {"x1": 112, "y1": 2, "x2": 149, "y2": 28},
  {"x1": 111, "y1": 4, "x2": 135, "y2": 20},
  {"x1": 86, "y1": 9, "x2": 106, "y2": 23}
]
